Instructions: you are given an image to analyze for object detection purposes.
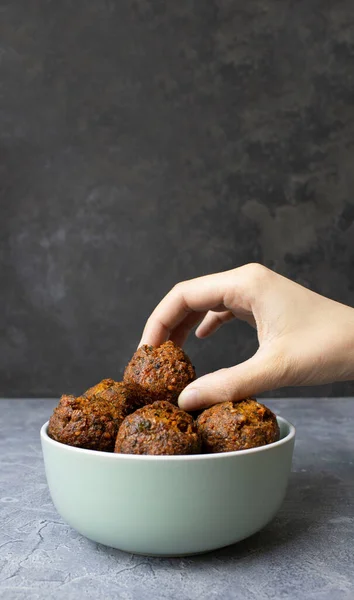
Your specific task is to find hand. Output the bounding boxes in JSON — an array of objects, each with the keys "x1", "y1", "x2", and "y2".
[{"x1": 139, "y1": 264, "x2": 354, "y2": 411}]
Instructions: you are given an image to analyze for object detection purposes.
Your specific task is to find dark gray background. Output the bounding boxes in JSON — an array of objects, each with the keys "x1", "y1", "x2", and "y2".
[{"x1": 1, "y1": 0, "x2": 354, "y2": 397}]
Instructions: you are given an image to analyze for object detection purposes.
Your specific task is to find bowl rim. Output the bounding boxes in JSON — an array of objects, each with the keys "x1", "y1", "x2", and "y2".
[{"x1": 40, "y1": 415, "x2": 295, "y2": 462}]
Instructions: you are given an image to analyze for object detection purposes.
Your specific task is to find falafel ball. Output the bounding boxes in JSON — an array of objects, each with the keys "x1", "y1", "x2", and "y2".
[
  {"x1": 83, "y1": 379, "x2": 145, "y2": 414},
  {"x1": 114, "y1": 400, "x2": 201, "y2": 455},
  {"x1": 196, "y1": 398, "x2": 280, "y2": 453},
  {"x1": 83, "y1": 378, "x2": 117, "y2": 400},
  {"x1": 123, "y1": 341, "x2": 196, "y2": 405},
  {"x1": 48, "y1": 381, "x2": 142, "y2": 451}
]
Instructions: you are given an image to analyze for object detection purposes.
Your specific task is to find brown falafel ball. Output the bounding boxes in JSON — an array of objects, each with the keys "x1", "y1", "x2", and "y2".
[
  {"x1": 196, "y1": 398, "x2": 280, "y2": 453},
  {"x1": 83, "y1": 378, "x2": 117, "y2": 400},
  {"x1": 48, "y1": 381, "x2": 143, "y2": 451},
  {"x1": 83, "y1": 379, "x2": 145, "y2": 414},
  {"x1": 123, "y1": 341, "x2": 196, "y2": 405},
  {"x1": 114, "y1": 400, "x2": 201, "y2": 455},
  {"x1": 48, "y1": 394, "x2": 121, "y2": 451}
]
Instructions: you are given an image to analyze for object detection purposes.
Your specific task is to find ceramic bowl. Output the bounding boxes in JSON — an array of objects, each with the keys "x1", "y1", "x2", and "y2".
[{"x1": 40, "y1": 415, "x2": 295, "y2": 556}]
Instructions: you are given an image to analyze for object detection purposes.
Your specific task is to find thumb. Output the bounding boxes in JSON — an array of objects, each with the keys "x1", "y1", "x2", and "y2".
[{"x1": 178, "y1": 348, "x2": 286, "y2": 411}]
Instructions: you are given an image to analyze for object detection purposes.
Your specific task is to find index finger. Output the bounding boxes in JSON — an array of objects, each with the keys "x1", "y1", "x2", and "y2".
[{"x1": 138, "y1": 268, "x2": 252, "y2": 347}]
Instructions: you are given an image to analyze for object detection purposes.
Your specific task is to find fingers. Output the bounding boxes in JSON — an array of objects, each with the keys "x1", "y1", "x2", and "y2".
[
  {"x1": 139, "y1": 267, "x2": 254, "y2": 347},
  {"x1": 169, "y1": 311, "x2": 207, "y2": 347},
  {"x1": 139, "y1": 272, "x2": 229, "y2": 346},
  {"x1": 195, "y1": 309, "x2": 256, "y2": 338},
  {"x1": 178, "y1": 347, "x2": 288, "y2": 411},
  {"x1": 196, "y1": 310, "x2": 235, "y2": 338}
]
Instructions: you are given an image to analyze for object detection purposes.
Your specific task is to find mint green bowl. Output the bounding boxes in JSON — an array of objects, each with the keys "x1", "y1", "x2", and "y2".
[{"x1": 40, "y1": 416, "x2": 295, "y2": 556}]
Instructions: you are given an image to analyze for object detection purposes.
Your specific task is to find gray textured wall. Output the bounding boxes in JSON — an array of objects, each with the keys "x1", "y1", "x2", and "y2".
[{"x1": 1, "y1": 1, "x2": 354, "y2": 397}]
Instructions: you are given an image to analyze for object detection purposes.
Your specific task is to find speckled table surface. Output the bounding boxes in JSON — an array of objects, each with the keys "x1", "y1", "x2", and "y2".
[{"x1": 1, "y1": 398, "x2": 353, "y2": 600}]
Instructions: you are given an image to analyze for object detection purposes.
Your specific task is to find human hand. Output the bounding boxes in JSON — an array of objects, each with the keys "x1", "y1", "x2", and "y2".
[{"x1": 139, "y1": 264, "x2": 354, "y2": 411}]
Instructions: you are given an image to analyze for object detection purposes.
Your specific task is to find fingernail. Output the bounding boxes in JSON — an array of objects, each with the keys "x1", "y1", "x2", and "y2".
[{"x1": 178, "y1": 388, "x2": 201, "y2": 410}]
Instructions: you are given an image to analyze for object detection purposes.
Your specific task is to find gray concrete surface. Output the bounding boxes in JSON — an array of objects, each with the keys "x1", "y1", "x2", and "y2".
[
  {"x1": 1, "y1": 2, "x2": 354, "y2": 397},
  {"x1": 0, "y1": 397, "x2": 353, "y2": 599}
]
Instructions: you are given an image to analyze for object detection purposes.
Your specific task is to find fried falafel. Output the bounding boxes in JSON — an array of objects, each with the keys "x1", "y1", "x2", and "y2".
[
  {"x1": 84, "y1": 379, "x2": 145, "y2": 414},
  {"x1": 48, "y1": 381, "x2": 142, "y2": 451},
  {"x1": 114, "y1": 400, "x2": 201, "y2": 455},
  {"x1": 196, "y1": 398, "x2": 280, "y2": 453},
  {"x1": 123, "y1": 341, "x2": 195, "y2": 405}
]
